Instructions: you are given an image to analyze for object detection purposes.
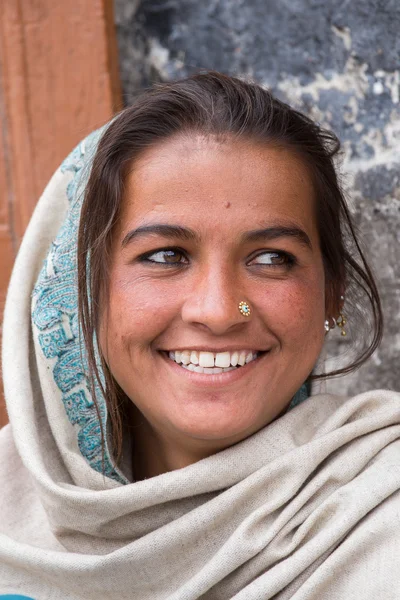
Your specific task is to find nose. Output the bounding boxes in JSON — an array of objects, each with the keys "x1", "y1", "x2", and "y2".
[{"x1": 181, "y1": 265, "x2": 248, "y2": 335}]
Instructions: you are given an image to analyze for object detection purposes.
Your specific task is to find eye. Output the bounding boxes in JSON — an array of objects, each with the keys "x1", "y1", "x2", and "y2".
[
  {"x1": 139, "y1": 247, "x2": 188, "y2": 265},
  {"x1": 248, "y1": 250, "x2": 296, "y2": 268}
]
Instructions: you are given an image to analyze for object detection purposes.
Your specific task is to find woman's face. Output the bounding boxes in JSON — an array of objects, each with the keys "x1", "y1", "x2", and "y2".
[{"x1": 101, "y1": 135, "x2": 327, "y2": 454}]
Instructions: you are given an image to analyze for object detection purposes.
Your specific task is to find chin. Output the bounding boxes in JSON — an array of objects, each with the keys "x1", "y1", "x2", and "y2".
[{"x1": 166, "y1": 406, "x2": 268, "y2": 445}]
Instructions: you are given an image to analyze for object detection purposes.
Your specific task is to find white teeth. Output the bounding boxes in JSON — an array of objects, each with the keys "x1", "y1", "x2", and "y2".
[
  {"x1": 183, "y1": 365, "x2": 230, "y2": 374},
  {"x1": 245, "y1": 352, "x2": 254, "y2": 364},
  {"x1": 238, "y1": 351, "x2": 246, "y2": 366},
  {"x1": 169, "y1": 348, "x2": 261, "y2": 373},
  {"x1": 230, "y1": 351, "x2": 239, "y2": 367},
  {"x1": 215, "y1": 351, "x2": 231, "y2": 368},
  {"x1": 190, "y1": 351, "x2": 199, "y2": 365},
  {"x1": 199, "y1": 351, "x2": 215, "y2": 368},
  {"x1": 181, "y1": 350, "x2": 191, "y2": 365}
]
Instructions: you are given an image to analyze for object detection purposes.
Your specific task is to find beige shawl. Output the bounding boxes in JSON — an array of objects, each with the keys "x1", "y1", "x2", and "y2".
[{"x1": 1, "y1": 131, "x2": 400, "y2": 599}]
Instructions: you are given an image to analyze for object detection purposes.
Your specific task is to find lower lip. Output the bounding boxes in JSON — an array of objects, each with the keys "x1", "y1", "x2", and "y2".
[{"x1": 160, "y1": 351, "x2": 268, "y2": 387}]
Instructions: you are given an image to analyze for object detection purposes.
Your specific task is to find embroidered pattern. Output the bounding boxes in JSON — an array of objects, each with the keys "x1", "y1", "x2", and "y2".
[
  {"x1": 31, "y1": 130, "x2": 125, "y2": 483},
  {"x1": 288, "y1": 381, "x2": 310, "y2": 409}
]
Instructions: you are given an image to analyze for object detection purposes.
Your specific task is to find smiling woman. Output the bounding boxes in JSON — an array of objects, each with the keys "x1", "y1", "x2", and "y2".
[
  {"x1": 1, "y1": 72, "x2": 399, "y2": 599},
  {"x1": 100, "y1": 139, "x2": 328, "y2": 477},
  {"x1": 79, "y1": 72, "x2": 382, "y2": 474}
]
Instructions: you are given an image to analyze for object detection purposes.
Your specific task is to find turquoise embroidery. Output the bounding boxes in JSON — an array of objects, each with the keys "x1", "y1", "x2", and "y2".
[
  {"x1": 31, "y1": 130, "x2": 125, "y2": 484},
  {"x1": 288, "y1": 381, "x2": 310, "y2": 409}
]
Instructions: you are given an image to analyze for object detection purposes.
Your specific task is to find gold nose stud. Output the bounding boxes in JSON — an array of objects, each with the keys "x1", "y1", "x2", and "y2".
[{"x1": 238, "y1": 301, "x2": 251, "y2": 317}]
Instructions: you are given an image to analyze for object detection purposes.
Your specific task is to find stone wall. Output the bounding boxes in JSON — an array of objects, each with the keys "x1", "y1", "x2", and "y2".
[{"x1": 114, "y1": 0, "x2": 400, "y2": 394}]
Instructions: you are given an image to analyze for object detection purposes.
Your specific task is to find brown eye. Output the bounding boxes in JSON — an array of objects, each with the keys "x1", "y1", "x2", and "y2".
[
  {"x1": 143, "y1": 249, "x2": 188, "y2": 265},
  {"x1": 250, "y1": 251, "x2": 292, "y2": 266}
]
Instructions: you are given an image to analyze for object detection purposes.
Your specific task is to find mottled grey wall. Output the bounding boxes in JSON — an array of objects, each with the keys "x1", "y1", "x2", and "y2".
[{"x1": 114, "y1": 0, "x2": 400, "y2": 394}]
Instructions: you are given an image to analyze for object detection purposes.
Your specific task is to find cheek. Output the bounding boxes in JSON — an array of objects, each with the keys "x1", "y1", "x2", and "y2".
[
  {"x1": 100, "y1": 272, "x2": 180, "y2": 358},
  {"x1": 256, "y1": 276, "x2": 325, "y2": 345}
]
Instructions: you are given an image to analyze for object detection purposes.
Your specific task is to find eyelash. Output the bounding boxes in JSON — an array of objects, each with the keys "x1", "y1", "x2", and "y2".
[
  {"x1": 138, "y1": 247, "x2": 297, "y2": 269},
  {"x1": 138, "y1": 247, "x2": 189, "y2": 266},
  {"x1": 249, "y1": 251, "x2": 297, "y2": 269}
]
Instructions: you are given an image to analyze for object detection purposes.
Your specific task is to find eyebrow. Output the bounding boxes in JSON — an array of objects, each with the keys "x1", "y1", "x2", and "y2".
[
  {"x1": 241, "y1": 226, "x2": 312, "y2": 249},
  {"x1": 121, "y1": 224, "x2": 198, "y2": 247},
  {"x1": 121, "y1": 223, "x2": 312, "y2": 250}
]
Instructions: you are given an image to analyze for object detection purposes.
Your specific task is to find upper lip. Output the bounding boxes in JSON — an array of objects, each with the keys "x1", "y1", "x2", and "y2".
[{"x1": 160, "y1": 347, "x2": 269, "y2": 353}]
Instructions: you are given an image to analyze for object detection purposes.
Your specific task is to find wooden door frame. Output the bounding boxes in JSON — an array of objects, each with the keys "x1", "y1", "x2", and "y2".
[{"x1": 0, "y1": 0, "x2": 122, "y2": 427}]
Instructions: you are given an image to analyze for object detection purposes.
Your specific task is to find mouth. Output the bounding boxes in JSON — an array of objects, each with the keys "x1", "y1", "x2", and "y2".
[{"x1": 164, "y1": 349, "x2": 267, "y2": 375}]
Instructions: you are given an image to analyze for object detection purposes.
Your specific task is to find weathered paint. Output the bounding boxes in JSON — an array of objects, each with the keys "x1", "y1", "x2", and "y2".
[{"x1": 0, "y1": 0, "x2": 121, "y2": 427}]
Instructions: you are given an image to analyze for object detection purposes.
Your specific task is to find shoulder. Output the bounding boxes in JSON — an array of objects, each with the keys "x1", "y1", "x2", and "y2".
[{"x1": 290, "y1": 488, "x2": 400, "y2": 599}]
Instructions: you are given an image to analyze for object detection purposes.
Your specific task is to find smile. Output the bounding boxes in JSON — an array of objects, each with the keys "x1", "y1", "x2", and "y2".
[{"x1": 168, "y1": 349, "x2": 262, "y2": 374}]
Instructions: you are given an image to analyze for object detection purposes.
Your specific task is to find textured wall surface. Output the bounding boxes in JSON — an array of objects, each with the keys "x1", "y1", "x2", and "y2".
[{"x1": 115, "y1": 0, "x2": 400, "y2": 394}]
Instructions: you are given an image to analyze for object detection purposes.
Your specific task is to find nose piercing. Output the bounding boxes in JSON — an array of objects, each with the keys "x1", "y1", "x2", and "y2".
[{"x1": 238, "y1": 301, "x2": 251, "y2": 317}]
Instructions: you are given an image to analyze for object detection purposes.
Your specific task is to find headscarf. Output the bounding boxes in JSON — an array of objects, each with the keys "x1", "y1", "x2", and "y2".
[{"x1": 1, "y1": 130, "x2": 400, "y2": 599}]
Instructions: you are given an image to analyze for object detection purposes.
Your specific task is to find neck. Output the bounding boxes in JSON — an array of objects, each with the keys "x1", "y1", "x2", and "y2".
[
  {"x1": 129, "y1": 408, "x2": 226, "y2": 480},
  {"x1": 128, "y1": 400, "x2": 293, "y2": 481}
]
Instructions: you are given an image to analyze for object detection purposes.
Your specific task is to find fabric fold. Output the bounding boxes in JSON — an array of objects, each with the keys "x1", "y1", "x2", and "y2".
[{"x1": 1, "y1": 131, "x2": 400, "y2": 599}]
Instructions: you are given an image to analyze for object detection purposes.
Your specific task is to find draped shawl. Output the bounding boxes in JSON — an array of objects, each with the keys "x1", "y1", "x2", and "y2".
[{"x1": 1, "y1": 130, "x2": 400, "y2": 599}]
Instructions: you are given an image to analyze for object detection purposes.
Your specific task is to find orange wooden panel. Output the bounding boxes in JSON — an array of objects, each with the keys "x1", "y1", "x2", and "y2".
[{"x1": 0, "y1": 0, "x2": 122, "y2": 427}]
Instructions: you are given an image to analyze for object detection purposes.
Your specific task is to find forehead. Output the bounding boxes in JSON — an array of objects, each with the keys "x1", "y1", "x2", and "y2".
[{"x1": 120, "y1": 134, "x2": 317, "y2": 237}]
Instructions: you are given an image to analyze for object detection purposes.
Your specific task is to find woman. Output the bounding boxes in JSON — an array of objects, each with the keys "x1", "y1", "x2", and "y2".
[{"x1": 1, "y1": 72, "x2": 399, "y2": 599}]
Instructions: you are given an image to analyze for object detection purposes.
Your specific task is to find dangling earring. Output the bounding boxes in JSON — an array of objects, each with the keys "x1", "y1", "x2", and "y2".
[
  {"x1": 336, "y1": 313, "x2": 347, "y2": 336},
  {"x1": 336, "y1": 295, "x2": 347, "y2": 337},
  {"x1": 324, "y1": 320, "x2": 330, "y2": 333}
]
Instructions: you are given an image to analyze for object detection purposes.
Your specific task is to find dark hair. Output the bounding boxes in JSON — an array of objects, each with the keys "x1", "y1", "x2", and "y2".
[{"x1": 78, "y1": 71, "x2": 383, "y2": 465}]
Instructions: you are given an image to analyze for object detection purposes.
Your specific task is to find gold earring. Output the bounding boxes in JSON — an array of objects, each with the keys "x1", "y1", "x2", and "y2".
[
  {"x1": 238, "y1": 301, "x2": 251, "y2": 317},
  {"x1": 324, "y1": 316, "x2": 337, "y2": 333},
  {"x1": 336, "y1": 312, "x2": 347, "y2": 336}
]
